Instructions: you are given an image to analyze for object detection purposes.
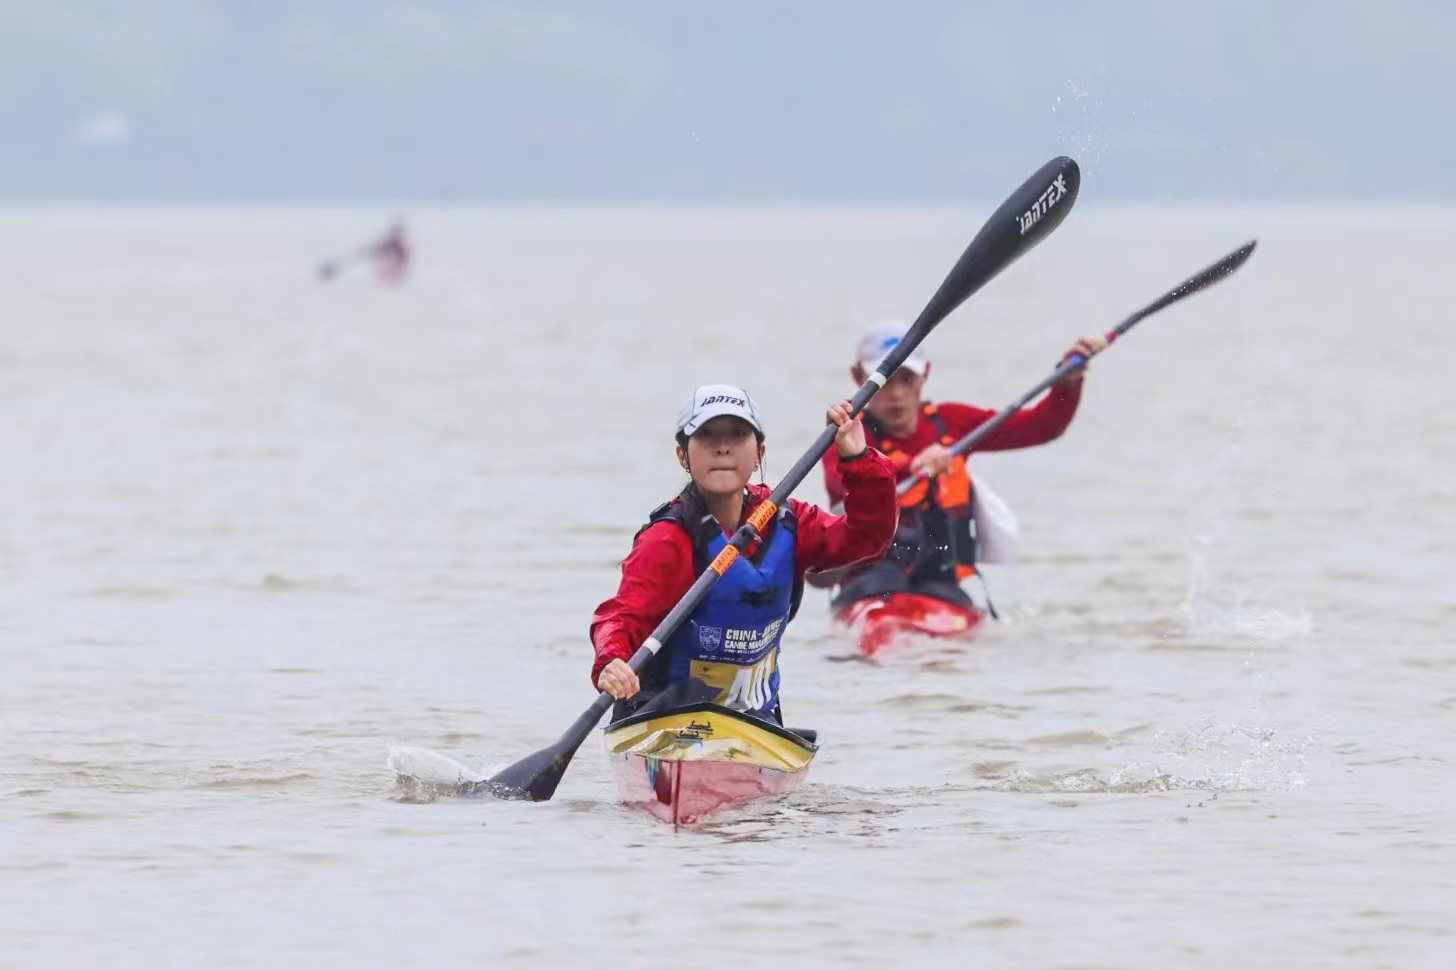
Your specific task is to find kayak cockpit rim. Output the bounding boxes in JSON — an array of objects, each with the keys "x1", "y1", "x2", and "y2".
[{"x1": 604, "y1": 701, "x2": 818, "y2": 753}]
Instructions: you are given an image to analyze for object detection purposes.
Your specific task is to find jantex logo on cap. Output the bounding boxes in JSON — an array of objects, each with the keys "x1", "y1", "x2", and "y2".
[
  {"x1": 699, "y1": 394, "x2": 746, "y2": 408},
  {"x1": 677, "y1": 382, "x2": 765, "y2": 436}
]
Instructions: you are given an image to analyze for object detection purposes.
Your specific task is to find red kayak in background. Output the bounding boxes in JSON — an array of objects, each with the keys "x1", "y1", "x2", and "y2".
[{"x1": 833, "y1": 593, "x2": 986, "y2": 656}]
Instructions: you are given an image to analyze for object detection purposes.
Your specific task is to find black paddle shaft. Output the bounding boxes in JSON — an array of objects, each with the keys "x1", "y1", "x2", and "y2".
[{"x1": 482, "y1": 156, "x2": 1083, "y2": 802}]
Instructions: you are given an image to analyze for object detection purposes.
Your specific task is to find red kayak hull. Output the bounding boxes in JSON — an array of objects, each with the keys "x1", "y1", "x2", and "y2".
[
  {"x1": 833, "y1": 592, "x2": 986, "y2": 656},
  {"x1": 606, "y1": 704, "x2": 817, "y2": 827},
  {"x1": 613, "y1": 756, "x2": 811, "y2": 827}
]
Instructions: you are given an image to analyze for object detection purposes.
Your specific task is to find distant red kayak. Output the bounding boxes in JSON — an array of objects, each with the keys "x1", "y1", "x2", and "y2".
[{"x1": 833, "y1": 592, "x2": 986, "y2": 656}]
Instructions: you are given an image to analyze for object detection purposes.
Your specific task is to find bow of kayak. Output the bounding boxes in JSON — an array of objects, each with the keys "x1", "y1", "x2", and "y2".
[
  {"x1": 604, "y1": 702, "x2": 817, "y2": 827},
  {"x1": 834, "y1": 592, "x2": 986, "y2": 656}
]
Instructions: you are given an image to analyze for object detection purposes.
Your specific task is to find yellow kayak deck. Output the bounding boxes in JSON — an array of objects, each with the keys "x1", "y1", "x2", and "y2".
[{"x1": 604, "y1": 703, "x2": 816, "y2": 772}]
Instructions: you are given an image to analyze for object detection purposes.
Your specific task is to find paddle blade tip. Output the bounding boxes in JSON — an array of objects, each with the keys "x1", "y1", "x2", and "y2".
[
  {"x1": 1219, "y1": 239, "x2": 1259, "y2": 278},
  {"x1": 479, "y1": 744, "x2": 579, "y2": 802},
  {"x1": 1009, "y1": 155, "x2": 1081, "y2": 243}
]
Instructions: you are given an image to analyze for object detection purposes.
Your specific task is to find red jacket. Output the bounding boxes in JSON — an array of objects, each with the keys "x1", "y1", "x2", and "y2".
[
  {"x1": 589, "y1": 448, "x2": 898, "y2": 685},
  {"x1": 820, "y1": 382, "x2": 1081, "y2": 504}
]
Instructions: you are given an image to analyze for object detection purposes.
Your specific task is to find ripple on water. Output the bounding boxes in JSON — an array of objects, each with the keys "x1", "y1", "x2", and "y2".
[
  {"x1": 875, "y1": 692, "x2": 1031, "y2": 718},
  {"x1": 80, "y1": 584, "x2": 177, "y2": 600},
  {"x1": 1025, "y1": 730, "x2": 1112, "y2": 748},
  {"x1": 257, "y1": 572, "x2": 369, "y2": 595},
  {"x1": 971, "y1": 760, "x2": 1018, "y2": 779},
  {"x1": 190, "y1": 772, "x2": 316, "y2": 791},
  {"x1": 692, "y1": 792, "x2": 908, "y2": 842}
]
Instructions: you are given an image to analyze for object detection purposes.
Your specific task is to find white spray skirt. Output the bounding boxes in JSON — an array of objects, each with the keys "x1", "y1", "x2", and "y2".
[{"x1": 970, "y1": 474, "x2": 1019, "y2": 564}]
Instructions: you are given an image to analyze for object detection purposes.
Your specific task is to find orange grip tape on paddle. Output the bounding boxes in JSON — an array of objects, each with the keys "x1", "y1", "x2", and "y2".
[
  {"x1": 746, "y1": 501, "x2": 778, "y2": 532},
  {"x1": 708, "y1": 545, "x2": 740, "y2": 575},
  {"x1": 707, "y1": 502, "x2": 777, "y2": 576}
]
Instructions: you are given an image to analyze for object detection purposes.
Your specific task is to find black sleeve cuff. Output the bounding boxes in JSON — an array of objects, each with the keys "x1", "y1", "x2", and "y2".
[{"x1": 838, "y1": 448, "x2": 869, "y2": 463}]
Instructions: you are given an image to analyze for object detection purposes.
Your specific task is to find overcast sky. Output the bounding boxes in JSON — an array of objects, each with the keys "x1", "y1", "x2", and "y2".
[{"x1": 2, "y1": 0, "x2": 1449, "y2": 201}]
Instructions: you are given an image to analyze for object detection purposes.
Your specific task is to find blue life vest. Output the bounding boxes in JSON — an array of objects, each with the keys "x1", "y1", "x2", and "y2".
[{"x1": 625, "y1": 495, "x2": 802, "y2": 721}]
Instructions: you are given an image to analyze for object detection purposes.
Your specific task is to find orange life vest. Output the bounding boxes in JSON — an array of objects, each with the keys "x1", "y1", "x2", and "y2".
[{"x1": 864, "y1": 404, "x2": 978, "y2": 580}]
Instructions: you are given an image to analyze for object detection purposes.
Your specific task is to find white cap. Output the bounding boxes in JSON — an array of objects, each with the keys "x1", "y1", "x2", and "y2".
[
  {"x1": 856, "y1": 320, "x2": 929, "y2": 377},
  {"x1": 675, "y1": 384, "x2": 765, "y2": 437}
]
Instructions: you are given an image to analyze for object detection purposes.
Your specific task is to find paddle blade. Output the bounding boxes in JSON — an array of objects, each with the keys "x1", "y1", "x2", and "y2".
[
  {"x1": 1202, "y1": 239, "x2": 1256, "y2": 282},
  {"x1": 913, "y1": 156, "x2": 1081, "y2": 341},
  {"x1": 1155, "y1": 238, "x2": 1256, "y2": 311},
  {"x1": 1112, "y1": 239, "x2": 1258, "y2": 336},
  {"x1": 476, "y1": 737, "x2": 583, "y2": 801},
  {"x1": 477, "y1": 692, "x2": 615, "y2": 801}
]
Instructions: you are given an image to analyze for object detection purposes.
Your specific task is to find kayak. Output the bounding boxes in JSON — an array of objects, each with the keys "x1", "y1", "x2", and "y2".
[
  {"x1": 833, "y1": 592, "x2": 986, "y2": 656},
  {"x1": 604, "y1": 702, "x2": 817, "y2": 827}
]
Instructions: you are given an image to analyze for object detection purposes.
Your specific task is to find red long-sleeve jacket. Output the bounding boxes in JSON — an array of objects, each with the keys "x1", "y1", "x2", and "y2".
[
  {"x1": 589, "y1": 448, "x2": 898, "y2": 686},
  {"x1": 820, "y1": 382, "x2": 1081, "y2": 504}
]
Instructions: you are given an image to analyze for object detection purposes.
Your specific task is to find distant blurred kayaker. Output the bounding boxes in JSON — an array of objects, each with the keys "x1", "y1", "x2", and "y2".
[
  {"x1": 317, "y1": 219, "x2": 411, "y2": 284},
  {"x1": 814, "y1": 321, "x2": 1097, "y2": 612},
  {"x1": 591, "y1": 385, "x2": 898, "y2": 723},
  {"x1": 369, "y1": 220, "x2": 410, "y2": 284}
]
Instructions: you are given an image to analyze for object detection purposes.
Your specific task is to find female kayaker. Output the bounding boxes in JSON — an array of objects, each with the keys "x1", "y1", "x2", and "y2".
[
  {"x1": 817, "y1": 321, "x2": 1099, "y2": 610},
  {"x1": 591, "y1": 384, "x2": 898, "y2": 723}
]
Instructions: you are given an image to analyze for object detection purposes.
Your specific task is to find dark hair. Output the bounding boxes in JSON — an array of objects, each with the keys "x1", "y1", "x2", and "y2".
[{"x1": 673, "y1": 431, "x2": 707, "y2": 524}]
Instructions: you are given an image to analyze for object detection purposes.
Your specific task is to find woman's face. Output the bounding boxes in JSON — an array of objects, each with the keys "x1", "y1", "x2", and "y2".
[
  {"x1": 679, "y1": 417, "x2": 764, "y2": 495},
  {"x1": 858, "y1": 365, "x2": 925, "y2": 435}
]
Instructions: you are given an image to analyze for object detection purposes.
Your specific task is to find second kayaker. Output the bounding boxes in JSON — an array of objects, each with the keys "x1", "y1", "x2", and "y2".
[{"x1": 815, "y1": 320, "x2": 1098, "y2": 611}]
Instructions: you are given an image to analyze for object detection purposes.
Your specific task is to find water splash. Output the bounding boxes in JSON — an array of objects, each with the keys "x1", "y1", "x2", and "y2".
[
  {"x1": 1181, "y1": 548, "x2": 1314, "y2": 640},
  {"x1": 1052, "y1": 81, "x2": 1117, "y2": 174},
  {"x1": 997, "y1": 719, "x2": 1312, "y2": 795},
  {"x1": 387, "y1": 745, "x2": 486, "y2": 802},
  {"x1": 996, "y1": 767, "x2": 1197, "y2": 795},
  {"x1": 1179, "y1": 397, "x2": 1313, "y2": 642},
  {"x1": 1153, "y1": 718, "x2": 1312, "y2": 792}
]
